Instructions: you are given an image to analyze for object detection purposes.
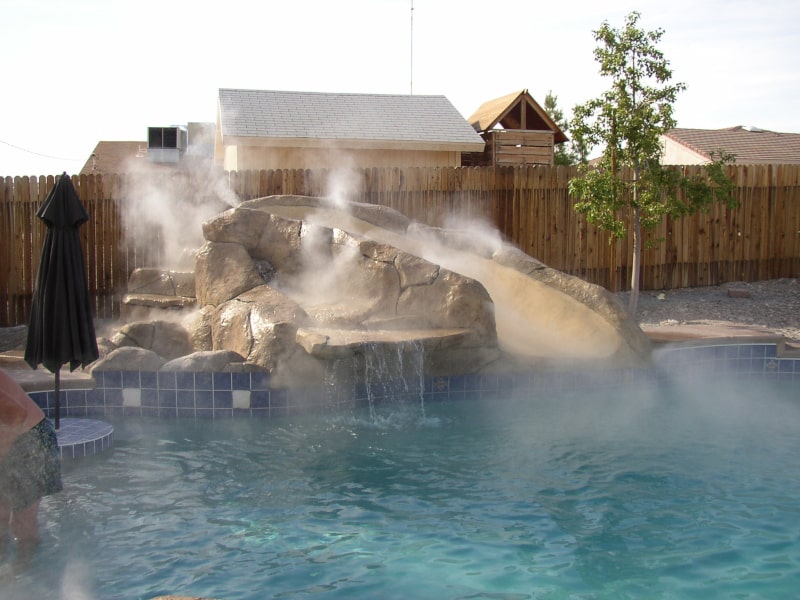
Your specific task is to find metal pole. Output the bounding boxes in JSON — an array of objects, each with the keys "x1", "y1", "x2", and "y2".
[
  {"x1": 54, "y1": 369, "x2": 61, "y2": 430},
  {"x1": 410, "y1": 0, "x2": 414, "y2": 95}
]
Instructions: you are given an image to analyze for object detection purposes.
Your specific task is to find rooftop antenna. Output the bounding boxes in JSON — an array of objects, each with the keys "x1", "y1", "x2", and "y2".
[{"x1": 410, "y1": 0, "x2": 414, "y2": 95}]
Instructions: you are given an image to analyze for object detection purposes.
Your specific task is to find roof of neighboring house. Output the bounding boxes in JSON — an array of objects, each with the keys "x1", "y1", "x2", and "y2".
[
  {"x1": 217, "y1": 88, "x2": 485, "y2": 150},
  {"x1": 467, "y1": 89, "x2": 568, "y2": 144},
  {"x1": 664, "y1": 127, "x2": 800, "y2": 164},
  {"x1": 82, "y1": 123, "x2": 217, "y2": 174},
  {"x1": 80, "y1": 141, "x2": 150, "y2": 175}
]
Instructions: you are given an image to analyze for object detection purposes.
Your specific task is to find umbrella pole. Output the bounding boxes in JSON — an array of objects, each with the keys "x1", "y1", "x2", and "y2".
[{"x1": 54, "y1": 369, "x2": 61, "y2": 430}]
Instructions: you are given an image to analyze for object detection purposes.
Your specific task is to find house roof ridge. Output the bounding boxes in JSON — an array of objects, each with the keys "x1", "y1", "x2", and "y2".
[{"x1": 218, "y1": 88, "x2": 447, "y2": 99}]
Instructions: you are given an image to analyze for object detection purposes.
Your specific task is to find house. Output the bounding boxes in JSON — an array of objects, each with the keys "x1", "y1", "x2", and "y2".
[
  {"x1": 214, "y1": 89, "x2": 486, "y2": 171},
  {"x1": 80, "y1": 123, "x2": 215, "y2": 175},
  {"x1": 80, "y1": 141, "x2": 149, "y2": 175},
  {"x1": 661, "y1": 126, "x2": 800, "y2": 165},
  {"x1": 463, "y1": 89, "x2": 567, "y2": 167}
]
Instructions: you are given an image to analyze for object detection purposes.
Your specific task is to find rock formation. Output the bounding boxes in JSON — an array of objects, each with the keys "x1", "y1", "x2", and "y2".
[{"x1": 92, "y1": 195, "x2": 651, "y2": 387}]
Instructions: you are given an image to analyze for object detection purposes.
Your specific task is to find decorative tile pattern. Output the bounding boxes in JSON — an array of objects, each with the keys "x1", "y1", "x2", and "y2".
[{"x1": 28, "y1": 344, "x2": 799, "y2": 424}]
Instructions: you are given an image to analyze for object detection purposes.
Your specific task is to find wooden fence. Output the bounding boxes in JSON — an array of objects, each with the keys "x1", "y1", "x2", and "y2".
[{"x1": 2, "y1": 164, "x2": 799, "y2": 327}]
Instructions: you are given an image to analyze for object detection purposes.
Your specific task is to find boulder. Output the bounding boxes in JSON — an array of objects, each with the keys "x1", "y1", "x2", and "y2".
[
  {"x1": 395, "y1": 252, "x2": 440, "y2": 288},
  {"x1": 204, "y1": 208, "x2": 306, "y2": 274},
  {"x1": 211, "y1": 285, "x2": 309, "y2": 369},
  {"x1": 110, "y1": 320, "x2": 192, "y2": 360},
  {"x1": 127, "y1": 268, "x2": 195, "y2": 298},
  {"x1": 91, "y1": 346, "x2": 166, "y2": 372},
  {"x1": 194, "y1": 241, "x2": 266, "y2": 306},
  {"x1": 161, "y1": 350, "x2": 247, "y2": 372},
  {"x1": 397, "y1": 271, "x2": 496, "y2": 343},
  {"x1": 237, "y1": 194, "x2": 413, "y2": 234},
  {"x1": 182, "y1": 306, "x2": 214, "y2": 352},
  {"x1": 202, "y1": 205, "x2": 272, "y2": 249}
]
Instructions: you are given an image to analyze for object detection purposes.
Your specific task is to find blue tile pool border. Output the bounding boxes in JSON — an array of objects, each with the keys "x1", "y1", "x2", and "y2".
[{"x1": 28, "y1": 342, "x2": 800, "y2": 421}]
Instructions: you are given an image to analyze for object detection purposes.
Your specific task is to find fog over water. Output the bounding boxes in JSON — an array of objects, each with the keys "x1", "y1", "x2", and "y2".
[{"x1": 5, "y1": 375, "x2": 798, "y2": 599}]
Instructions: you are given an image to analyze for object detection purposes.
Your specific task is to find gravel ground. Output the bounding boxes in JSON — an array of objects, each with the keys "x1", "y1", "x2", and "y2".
[
  {"x1": 2, "y1": 278, "x2": 799, "y2": 353},
  {"x1": 615, "y1": 277, "x2": 800, "y2": 345}
]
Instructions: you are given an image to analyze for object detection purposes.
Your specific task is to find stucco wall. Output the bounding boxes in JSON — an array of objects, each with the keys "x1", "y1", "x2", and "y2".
[
  {"x1": 220, "y1": 145, "x2": 463, "y2": 171},
  {"x1": 660, "y1": 137, "x2": 708, "y2": 165}
]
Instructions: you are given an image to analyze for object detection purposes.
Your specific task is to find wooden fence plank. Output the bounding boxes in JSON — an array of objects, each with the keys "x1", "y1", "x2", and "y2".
[{"x1": 1, "y1": 164, "x2": 799, "y2": 326}]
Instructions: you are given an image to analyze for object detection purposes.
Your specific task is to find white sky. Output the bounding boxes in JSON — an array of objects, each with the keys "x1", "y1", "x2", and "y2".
[{"x1": 2, "y1": 0, "x2": 798, "y2": 176}]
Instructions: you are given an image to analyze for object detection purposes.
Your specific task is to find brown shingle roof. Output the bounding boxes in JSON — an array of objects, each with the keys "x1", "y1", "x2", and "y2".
[
  {"x1": 80, "y1": 141, "x2": 183, "y2": 175},
  {"x1": 664, "y1": 127, "x2": 800, "y2": 164}
]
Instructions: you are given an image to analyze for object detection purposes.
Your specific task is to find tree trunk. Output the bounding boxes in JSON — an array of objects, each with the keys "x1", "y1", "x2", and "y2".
[{"x1": 629, "y1": 206, "x2": 642, "y2": 316}]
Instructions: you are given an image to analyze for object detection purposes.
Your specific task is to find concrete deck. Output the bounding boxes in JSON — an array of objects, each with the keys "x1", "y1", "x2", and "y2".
[
  {"x1": 0, "y1": 350, "x2": 96, "y2": 393},
  {"x1": 641, "y1": 323, "x2": 800, "y2": 356}
]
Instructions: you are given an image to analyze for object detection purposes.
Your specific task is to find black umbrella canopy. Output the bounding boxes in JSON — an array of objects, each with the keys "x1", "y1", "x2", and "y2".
[{"x1": 24, "y1": 174, "x2": 99, "y2": 375}]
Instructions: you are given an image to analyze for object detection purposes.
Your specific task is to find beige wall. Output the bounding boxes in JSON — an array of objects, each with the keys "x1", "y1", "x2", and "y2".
[
  {"x1": 221, "y1": 145, "x2": 463, "y2": 171},
  {"x1": 660, "y1": 137, "x2": 708, "y2": 165}
]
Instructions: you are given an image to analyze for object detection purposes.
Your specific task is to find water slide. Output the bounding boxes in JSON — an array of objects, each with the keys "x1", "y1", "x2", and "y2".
[{"x1": 263, "y1": 203, "x2": 642, "y2": 363}]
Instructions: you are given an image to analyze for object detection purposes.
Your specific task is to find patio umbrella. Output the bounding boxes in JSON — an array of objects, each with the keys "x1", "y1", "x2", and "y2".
[{"x1": 24, "y1": 173, "x2": 99, "y2": 429}]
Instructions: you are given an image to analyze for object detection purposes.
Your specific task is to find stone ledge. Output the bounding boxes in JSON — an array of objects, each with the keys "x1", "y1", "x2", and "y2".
[
  {"x1": 642, "y1": 322, "x2": 784, "y2": 343},
  {"x1": 122, "y1": 293, "x2": 197, "y2": 309}
]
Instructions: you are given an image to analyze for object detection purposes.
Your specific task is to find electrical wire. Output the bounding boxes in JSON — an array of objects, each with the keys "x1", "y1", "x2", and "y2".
[{"x1": 0, "y1": 138, "x2": 82, "y2": 162}]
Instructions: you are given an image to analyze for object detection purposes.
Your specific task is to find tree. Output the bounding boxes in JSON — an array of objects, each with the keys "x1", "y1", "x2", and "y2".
[
  {"x1": 544, "y1": 91, "x2": 588, "y2": 165},
  {"x1": 568, "y1": 11, "x2": 735, "y2": 315}
]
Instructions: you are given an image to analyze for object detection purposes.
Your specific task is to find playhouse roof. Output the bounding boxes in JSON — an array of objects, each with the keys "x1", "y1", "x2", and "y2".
[
  {"x1": 217, "y1": 89, "x2": 485, "y2": 151},
  {"x1": 468, "y1": 89, "x2": 567, "y2": 144}
]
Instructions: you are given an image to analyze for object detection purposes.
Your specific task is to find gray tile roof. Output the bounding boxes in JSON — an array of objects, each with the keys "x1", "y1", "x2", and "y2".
[
  {"x1": 665, "y1": 127, "x2": 800, "y2": 164},
  {"x1": 218, "y1": 89, "x2": 485, "y2": 149}
]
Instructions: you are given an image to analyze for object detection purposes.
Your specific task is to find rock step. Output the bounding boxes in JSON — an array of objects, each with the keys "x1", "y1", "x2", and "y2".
[
  {"x1": 127, "y1": 268, "x2": 196, "y2": 298},
  {"x1": 122, "y1": 293, "x2": 197, "y2": 309},
  {"x1": 121, "y1": 293, "x2": 197, "y2": 320}
]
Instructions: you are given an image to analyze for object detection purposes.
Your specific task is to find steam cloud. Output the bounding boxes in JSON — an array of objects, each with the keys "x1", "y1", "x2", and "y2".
[{"x1": 120, "y1": 158, "x2": 240, "y2": 269}]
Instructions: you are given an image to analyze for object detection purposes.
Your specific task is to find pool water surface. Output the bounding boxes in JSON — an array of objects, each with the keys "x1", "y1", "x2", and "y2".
[{"x1": 4, "y1": 378, "x2": 800, "y2": 599}]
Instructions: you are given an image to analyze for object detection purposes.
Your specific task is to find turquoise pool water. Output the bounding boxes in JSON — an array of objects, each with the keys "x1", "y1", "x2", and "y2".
[{"x1": 4, "y1": 377, "x2": 800, "y2": 599}]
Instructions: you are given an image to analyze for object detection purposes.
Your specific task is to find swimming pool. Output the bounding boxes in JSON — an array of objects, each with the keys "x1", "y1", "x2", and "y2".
[{"x1": 5, "y1": 368, "x2": 800, "y2": 599}]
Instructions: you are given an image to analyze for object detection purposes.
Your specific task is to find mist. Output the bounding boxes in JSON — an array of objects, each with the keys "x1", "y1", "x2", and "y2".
[{"x1": 120, "y1": 158, "x2": 239, "y2": 269}]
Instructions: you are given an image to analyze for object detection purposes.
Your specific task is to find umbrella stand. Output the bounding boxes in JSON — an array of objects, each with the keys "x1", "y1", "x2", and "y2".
[{"x1": 54, "y1": 369, "x2": 61, "y2": 430}]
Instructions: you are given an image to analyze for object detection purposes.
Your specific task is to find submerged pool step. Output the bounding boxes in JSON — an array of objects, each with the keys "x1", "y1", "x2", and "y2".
[{"x1": 55, "y1": 417, "x2": 113, "y2": 460}]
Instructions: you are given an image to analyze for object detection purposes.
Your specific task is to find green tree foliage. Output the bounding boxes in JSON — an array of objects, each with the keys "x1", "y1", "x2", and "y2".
[{"x1": 568, "y1": 11, "x2": 736, "y2": 315}]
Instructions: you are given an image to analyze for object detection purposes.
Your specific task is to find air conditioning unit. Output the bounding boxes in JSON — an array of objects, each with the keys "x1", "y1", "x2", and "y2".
[{"x1": 147, "y1": 126, "x2": 188, "y2": 163}]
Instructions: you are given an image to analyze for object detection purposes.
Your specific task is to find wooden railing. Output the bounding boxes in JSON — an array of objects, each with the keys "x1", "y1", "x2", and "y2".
[{"x1": 2, "y1": 164, "x2": 799, "y2": 326}]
